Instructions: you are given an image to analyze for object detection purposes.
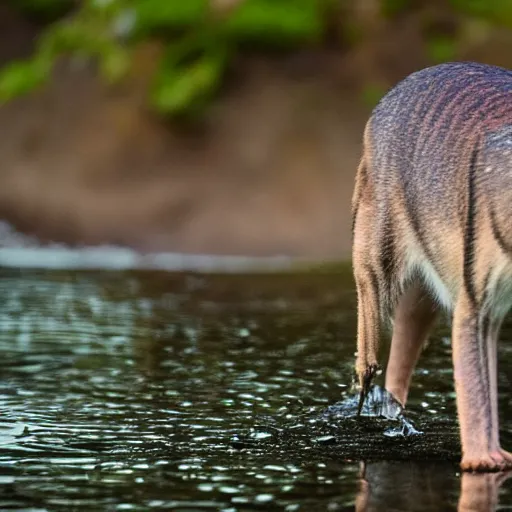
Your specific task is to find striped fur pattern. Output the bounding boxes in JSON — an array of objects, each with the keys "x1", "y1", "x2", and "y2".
[{"x1": 352, "y1": 62, "x2": 512, "y2": 472}]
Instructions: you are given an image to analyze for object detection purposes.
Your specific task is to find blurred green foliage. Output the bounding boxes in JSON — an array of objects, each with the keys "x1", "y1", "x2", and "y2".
[
  {"x1": 1, "y1": 0, "x2": 334, "y2": 115},
  {"x1": 361, "y1": 83, "x2": 388, "y2": 108},
  {"x1": 426, "y1": 35, "x2": 458, "y2": 64},
  {"x1": 380, "y1": 0, "x2": 411, "y2": 18},
  {"x1": 450, "y1": 0, "x2": 512, "y2": 26},
  {"x1": 1, "y1": 0, "x2": 512, "y2": 116}
]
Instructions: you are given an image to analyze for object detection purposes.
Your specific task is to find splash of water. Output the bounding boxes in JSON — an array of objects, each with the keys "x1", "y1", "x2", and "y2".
[{"x1": 322, "y1": 385, "x2": 423, "y2": 437}]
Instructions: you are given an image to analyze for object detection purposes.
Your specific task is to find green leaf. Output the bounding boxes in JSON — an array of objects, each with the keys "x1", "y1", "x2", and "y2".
[
  {"x1": 0, "y1": 60, "x2": 49, "y2": 103},
  {"x1": 151, "y1": 49, "x2": 226, "y2": 114},
  {"x1": 100, "y1": 46, "x2": 131, "y2": 83},
  {"x1": 134, "y1": 0, "x2": 209, "y2": 32},
  {"x1": 222, "y1": 0, "x2": 325, "y2": 44}
]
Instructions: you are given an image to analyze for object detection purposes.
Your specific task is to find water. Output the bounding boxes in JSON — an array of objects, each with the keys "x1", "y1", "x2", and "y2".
[{"x1": 0, "y1": 268, "x2": 511, "y2": 511}]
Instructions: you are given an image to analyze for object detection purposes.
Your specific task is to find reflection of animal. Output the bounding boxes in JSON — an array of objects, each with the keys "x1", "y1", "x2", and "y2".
[
  {"x1": 355, "y1": 461, "x2": 510, "y2": 512},
  {"x1": 351, "y1": 62, "x2": 512, "y2": 471}
]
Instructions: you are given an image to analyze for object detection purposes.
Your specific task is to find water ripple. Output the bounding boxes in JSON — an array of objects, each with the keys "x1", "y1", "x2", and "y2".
[{"x1": 0, "y1": 269, "x2": 510, "y2": 510}]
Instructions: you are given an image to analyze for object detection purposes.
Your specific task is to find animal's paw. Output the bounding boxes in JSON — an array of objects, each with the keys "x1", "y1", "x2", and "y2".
[{"x1": 461, "y1": 449, "x2": 512, "y2": 472}]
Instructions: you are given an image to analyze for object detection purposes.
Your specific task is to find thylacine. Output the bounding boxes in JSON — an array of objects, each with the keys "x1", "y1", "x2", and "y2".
[{"x1": 352, "y1": 61, "x2": 512, "y2": 472}]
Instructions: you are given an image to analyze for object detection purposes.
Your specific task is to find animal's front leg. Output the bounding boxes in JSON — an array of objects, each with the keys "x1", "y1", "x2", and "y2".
[
  {"x1": 354, "y1": 266, "x2": 381, "y2": 415},
  {"x1": 385, "y1": 281, "x2": 438, "y2": 407},
  {"x1": 452, "y1": 294, "x2": 512, "y2": 472}
]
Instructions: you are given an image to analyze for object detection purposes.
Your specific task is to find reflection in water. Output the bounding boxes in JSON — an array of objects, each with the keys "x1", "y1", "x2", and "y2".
[
  {"x1": 458, "y1": 472, "x2": 512, "y2": 512},
  {"x1": 355, "y1": 461, "x2": 458, "y2": 511},
  {"x1": 0, "y1": 268, "x2": 510, "y2": 510},
  {"x1": 356, "y1": 461, "x2": 512, "y2": 512}
]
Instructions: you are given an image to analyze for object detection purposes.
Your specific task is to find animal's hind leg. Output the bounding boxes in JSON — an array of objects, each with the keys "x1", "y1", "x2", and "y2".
[
  {"x1": 385, "y1": 280, "x2": 439, "y2": 407},
  {"x1": 453, "y1": 292, "x2": 512, "y2": 471},
  {"x1": 485, "y1": 317, "x2": 503, "y2": 453}
]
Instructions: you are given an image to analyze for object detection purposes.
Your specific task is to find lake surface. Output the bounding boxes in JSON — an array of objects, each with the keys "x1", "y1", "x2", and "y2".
[{"x1": 0, "y1": 267, "x2": 511, "y2": 511}]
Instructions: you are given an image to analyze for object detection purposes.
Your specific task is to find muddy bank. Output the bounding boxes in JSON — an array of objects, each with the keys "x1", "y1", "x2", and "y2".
[
  {"x1": 1, "y1": 5, "x2": 512, "y2": 260},
  {"x1": 0, "y1": 48, "x2": 369, "y2": 259}
]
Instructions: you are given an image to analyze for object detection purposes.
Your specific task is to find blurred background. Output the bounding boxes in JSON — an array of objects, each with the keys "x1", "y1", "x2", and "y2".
[{"x1": 0, "y1": 0, "x2": 511, "y2": 263}]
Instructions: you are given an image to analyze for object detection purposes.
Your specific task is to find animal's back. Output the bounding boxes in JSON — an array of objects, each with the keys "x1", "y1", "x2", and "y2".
[
  {"x1": 370, "y1": 61, "x2": 512, "y2": 182},
  {"x1": 369, "y1": 61, "x2": 512, "y2": 218}
]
